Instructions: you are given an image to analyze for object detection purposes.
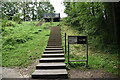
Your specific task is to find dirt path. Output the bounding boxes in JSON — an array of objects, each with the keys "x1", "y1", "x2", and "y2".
[
  {"x1": 36, "y1": 21, "x2": 45, "y2": 26},
  {"x1": 69, "y1": 69, "x2": 118, "y2": 78},
  {"x1": 1, "y1": 59, "x2": 39, "y2": 79},
  {"x1": 1, "y1": 67, "x2": 23, "y2": 78},
  {"x1": 1, "y1": 66, "x2": 118, "y2": 79}
]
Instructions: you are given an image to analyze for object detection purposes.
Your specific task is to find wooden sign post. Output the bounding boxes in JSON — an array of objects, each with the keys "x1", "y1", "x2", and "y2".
[{"x1": 68, "y1": 36, "x2": 88, "y2": 66}]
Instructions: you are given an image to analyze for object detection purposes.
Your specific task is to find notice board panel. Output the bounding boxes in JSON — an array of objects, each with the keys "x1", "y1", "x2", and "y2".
[{"x1": 68, "y1": 36, "x2": 87, "y2": 44}]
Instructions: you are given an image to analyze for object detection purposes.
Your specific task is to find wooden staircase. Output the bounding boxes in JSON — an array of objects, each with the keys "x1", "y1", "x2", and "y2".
[{"x1": 31, "y1": 27, "x2": 68, "y2": 79}]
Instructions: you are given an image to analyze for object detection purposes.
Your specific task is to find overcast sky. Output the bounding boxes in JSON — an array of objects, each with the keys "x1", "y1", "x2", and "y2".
[{"x1": 49, "y1": 0, "x2": 67, "y2": 18}]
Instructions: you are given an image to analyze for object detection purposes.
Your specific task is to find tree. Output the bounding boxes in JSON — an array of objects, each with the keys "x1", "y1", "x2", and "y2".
[
  {"x1": 63, "y1": 2, "x2": 119, "y2": 52},
  {"x1": 1, "y1": 2, "x2": 55, "y2": 21}
]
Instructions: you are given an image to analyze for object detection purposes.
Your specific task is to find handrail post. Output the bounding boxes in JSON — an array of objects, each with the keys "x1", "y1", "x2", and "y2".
[
  {"x1": 86, "y1": 36, "x2": 88, "y2": 67},
  {"x1": 68, "y1": 37, "x2": 70, "y2": 65},
  {"x1": 65, "y1": 33, "x2": 66, "y2": 54}
]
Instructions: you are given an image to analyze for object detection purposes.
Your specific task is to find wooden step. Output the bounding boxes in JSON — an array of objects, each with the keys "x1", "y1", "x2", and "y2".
[
  {"x1": 42, "y1": 53, "x2": 64, "y2": 58},
  {"x1": 44, "y1": 50, "x2": 64, "y2": 54},
  {"x1": 46, "y1": 46, "x2": 62, "y2": 48},
  {"x1": 32, "y1": 69, "x2": 68, "y2": 79},
  {"x1": 39, "y1": 57, "x2": 65, "y2": 63},
  {"x1": 45, "y1": 48, "x2": 63, "y2": 50},
  {"x1": 36, "y1": 63, "x2": 66, "y2": 69}
]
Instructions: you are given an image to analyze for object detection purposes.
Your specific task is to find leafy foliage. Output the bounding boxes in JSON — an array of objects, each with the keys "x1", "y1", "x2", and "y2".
[
  {"x1": 63, "y1": 2, "x2": 118, "y2": 53},
  {"x1": 1, "y1": 2, "x2": 55, "y2": 21},
  {"x1": 61, "y1": 23, "x2": 118, "y2": 75},
  {"x1": 12, "y1": 13, "x2": 22, "y2": 24}
]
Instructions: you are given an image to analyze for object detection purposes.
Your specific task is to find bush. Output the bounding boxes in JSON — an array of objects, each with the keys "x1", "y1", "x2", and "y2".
[
  {"x1": 2, "y1": 22, "x2": 34, "y2": 51},
  {"x1": 12, "y1": 13, "x2": 22, "y2": 24},
  {"x1": 2, "y1": 20, "x2": 15, "y2": 27},
  {"x1": 3, "y1": 34, "x2": 33, "y2": 46}
]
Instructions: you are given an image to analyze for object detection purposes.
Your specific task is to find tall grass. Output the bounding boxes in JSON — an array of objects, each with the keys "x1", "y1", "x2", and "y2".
[
  {"x1": 60, "y1": 23, "x2": 118, "y2": 75},
  {"x1": 2, "y1": 21, "x2": 60, "y2": 67}
]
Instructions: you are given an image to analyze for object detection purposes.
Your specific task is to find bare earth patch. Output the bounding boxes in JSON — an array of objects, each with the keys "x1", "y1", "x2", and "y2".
[
  {"x1": 1, "y1": 60, "x2": 118, "y2": 79},
  {"x1": 36, "y1": 21, "x2": 45, "y2": 26},
  {"x1": 1, "y1": 59, "x2": 39, "y2": 78},
  {"x1": 69, "y1": 69, "x2": 118, "y2": 78}
]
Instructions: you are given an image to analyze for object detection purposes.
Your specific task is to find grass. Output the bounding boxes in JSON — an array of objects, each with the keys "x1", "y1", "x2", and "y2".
[
  {"x1": 2, "y1": 20, "x2": 60, "y2": 67},
  {"x1": 60, "y1": 22, "x2": 119, "y2": 75},
  {"x1": 1, "y1": 20, "x2": 119, "y2": 75}
]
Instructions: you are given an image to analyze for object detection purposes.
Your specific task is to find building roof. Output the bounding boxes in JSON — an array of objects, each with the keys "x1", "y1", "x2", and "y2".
[{"x1": 43, "y1": 13, "x2": 60, "y2": 18}]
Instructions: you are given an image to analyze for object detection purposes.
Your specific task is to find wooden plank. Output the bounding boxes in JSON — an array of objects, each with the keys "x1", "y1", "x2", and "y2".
[
  {"x1": 45, "y1": 48, "x2": 63, "y2": 50},
  {"x1": 44, "y1": 50, "x2": 64, "y2": 53},
  {"x1": 37, "y1": 63, "x2": 66, "y2": 66},
  {"x1": 39, "y1": 58, "x2": 65, "y2": 62},
  {"x1": 32, "y1": 69, "x2": 67, "y2": 75},
  {"x1": 36, "y1": 63, "x2": 66, "y2": 69},
  {"x1": 42, "y1": 54, "x2": 64, "y2": 56},
  {"x1": 42, "y1": 53, "x2": 64, "y2": 57},
  {"x1": 32, "y1": 69, "x2": 68, "y2": 79},
  {"x1": 46, "y1": 46, "x2": 62, "y2": 48},
  {"x1": 40, "y1": 58, "x2": 65, "y2": 60}
]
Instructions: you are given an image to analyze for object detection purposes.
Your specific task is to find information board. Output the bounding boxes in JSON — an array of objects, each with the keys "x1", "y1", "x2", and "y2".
[
  {"x1": 68, "y1": 36, "x2": 77, "y2": 44},
  {"x1": 67, "y1": 35, "x2": 88, "y2": 66},
  {"x1": 68, "y1": 36, "x2": 87, "y2": 44}
]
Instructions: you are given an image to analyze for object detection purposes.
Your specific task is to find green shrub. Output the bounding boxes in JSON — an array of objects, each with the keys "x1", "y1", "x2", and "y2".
[{"x1": 12, "y1": 13, "x2": 22, "y2": 24}]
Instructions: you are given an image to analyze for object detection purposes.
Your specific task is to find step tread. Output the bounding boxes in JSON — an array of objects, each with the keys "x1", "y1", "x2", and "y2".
[
  {"x1": 44, "y1": 53, "x2": 64, "y2": 54},
  {"x1": 44, "y1": 50, "x2": 64, "y2": 53},
  {"x1": 46, "y1": 46, "x2": 62, "y2": 48},
  {"x1": 42, "y1": 54, "x2": 64, "y2": 56},
  {"x1": 36, "y1": 63, "x2": 66, "y2": 67},
  {"x1": 45, "y1": 48, "x2": 63, "y2": 50},
  {"x1": 40, "y1": 57, "x2": 65, "y2": 60},
  {"x1": 32, "y1": 69, "x2": 67, "y2": 75}
]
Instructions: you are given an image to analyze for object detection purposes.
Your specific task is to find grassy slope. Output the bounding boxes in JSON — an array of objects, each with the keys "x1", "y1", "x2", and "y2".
[
  {"x1": 2, "y1": 21, "x2": 59, "y2": 67},
  {"x1": 60, "y1": 23, "x2": 118, "y2": 75},
  {"x1": 1, "y1": 20, "x2": 118, "y2": 74}
]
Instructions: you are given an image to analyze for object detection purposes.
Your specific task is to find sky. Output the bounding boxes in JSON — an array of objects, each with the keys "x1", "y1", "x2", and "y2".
[{"x1": 49, "y1": 0, "x2": 67, "y2": 18}]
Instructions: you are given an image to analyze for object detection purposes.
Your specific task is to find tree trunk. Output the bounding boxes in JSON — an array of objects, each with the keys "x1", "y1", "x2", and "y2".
[
  {"x1": 113, "y1": 2, "x2": 120, "y2": 46},
  {"x1": 112, "y1": 3, "x2": 117, "y2": 44}
]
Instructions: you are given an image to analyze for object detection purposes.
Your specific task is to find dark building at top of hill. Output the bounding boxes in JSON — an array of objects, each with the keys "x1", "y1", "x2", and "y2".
[{"x1": 43, "y1": 13, "x2": 60, "y2": 22}]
